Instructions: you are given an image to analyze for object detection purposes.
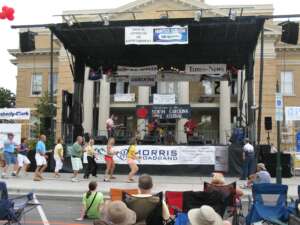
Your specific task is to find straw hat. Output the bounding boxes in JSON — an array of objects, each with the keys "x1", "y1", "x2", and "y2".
[
  {"x1": 103, "y1": 201, "x2": 136, "y2": 225},
  {"x1": 188, "y1": 205, "x2": 223, "y2": 225},
  {"x1": 211, "y1": 172, "x2": 225, "y2": 185},
  {"x1": 257, "y1": 163, "x2": 267, "y2": 171}
]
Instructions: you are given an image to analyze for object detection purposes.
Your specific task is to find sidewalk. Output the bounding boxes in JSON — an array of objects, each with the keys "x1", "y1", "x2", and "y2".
[{"x1": 2, "y1": 172, "x2": 299, "y2": 199}]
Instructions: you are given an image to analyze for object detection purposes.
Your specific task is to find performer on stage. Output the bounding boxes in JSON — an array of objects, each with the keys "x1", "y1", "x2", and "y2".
[
  {"x1": 106, "y1": 115, "x2": 116, "y2": 138},
  {"x1": 184, "y1": 118, "x2": 197, "y2": 141},
  {"x1": 127, "y1": 137, "x2": 140, "y2": 183},
  {"x1": 104, "y1": 137, "x2": 117, "y2": 182}
]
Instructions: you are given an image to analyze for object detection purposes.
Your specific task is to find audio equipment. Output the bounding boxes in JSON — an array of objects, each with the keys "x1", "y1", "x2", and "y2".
[
  {"x1": 20, "y1": 31, "x2": 36, "y2": 52},
  {"x1": 281, "y1": 22, "x2": 299, "y2": 45},
  {"x1": 264, "y1": 117, "x2": 272, "y2": 131},
  {"x1": 94, "y1": 136, "x2": 108, "y2": 145}
]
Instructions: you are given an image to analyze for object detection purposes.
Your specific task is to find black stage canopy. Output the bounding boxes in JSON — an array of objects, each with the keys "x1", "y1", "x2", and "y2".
[{"x1": 50, "y1": 16, "x2": 265, "y2": 70}]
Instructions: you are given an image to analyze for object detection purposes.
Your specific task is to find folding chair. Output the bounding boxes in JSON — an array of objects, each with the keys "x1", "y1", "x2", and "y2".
[
  {"x1": 246, "y1": 183, "x2": 289, "y2": 225},
  {"x1": 0, "y1": 181, "x2": 39, "y2": 225},
  {"x1": 110, "y1": 188, "x2": 139, "y2": 201}
]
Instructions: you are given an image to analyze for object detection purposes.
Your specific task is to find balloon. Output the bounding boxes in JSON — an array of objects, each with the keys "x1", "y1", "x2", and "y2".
[
  {"x1": 137, "y1": 107, "x2": 148, "y2": 119},
  {"x1": 6, "y1": 14, "x2": 14, "y2": 21},
  {"x1": 2, "y1": 6, "x2": 8, "y2": 12},
  {"x1": 5, "y1": 8, "x2": 14, "y2": 18},
  {"x1": 0, "y1": 12, "x2": 6, "y2": 19}
]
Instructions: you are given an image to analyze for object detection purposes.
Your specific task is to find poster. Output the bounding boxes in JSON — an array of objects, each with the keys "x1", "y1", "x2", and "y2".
[
  {"x1": 114, "y1": 94, "x2": 135, "y2": 102},
  {"x1": 150, "y1": 104, "x2": 191, "y2": 119},
  {"x1": 0, "y1": 124, "x2": 21, "y2": 148}
]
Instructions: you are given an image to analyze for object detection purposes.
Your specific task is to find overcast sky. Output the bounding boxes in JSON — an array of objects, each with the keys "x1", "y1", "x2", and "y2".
[{"x1": 0, "y1": 0, "x2": 299, "y2": 93}]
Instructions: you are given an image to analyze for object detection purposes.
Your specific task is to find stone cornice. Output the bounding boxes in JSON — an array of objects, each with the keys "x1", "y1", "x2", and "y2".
[{"x1": 8, "y1": 48, "x2": 60, "y2": 57}]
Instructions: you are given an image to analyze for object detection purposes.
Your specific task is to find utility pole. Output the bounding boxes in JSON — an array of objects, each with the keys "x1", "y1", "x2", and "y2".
[
  {"x1": 50, "y1": 30, "x2": 55, "y2": 143},
  {"x1": 276, "y1": 80, "x2": 282, "y2": 184}
]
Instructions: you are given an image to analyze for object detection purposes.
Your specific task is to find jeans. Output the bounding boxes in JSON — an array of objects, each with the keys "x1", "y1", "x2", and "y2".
[
  {"x1": 242, "y1": 152, "x2": 255, "y2": 180},
  {"x1": 3, "y1": 152, "x2": 16, "y2": 165}
]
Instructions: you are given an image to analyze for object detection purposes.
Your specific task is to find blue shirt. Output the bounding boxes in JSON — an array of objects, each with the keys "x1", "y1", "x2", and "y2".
[
  {"x1": 3, "y1": 140, "x2": 16, "y2": 153},
  {"x1": 36, "y1": 140, "x2": 46, "y2": 154},
  {"x1": 254, "y1": 171, "x2": 271, "y2": 184}
]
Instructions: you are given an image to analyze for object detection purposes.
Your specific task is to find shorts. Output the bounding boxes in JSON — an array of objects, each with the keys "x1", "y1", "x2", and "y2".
[
  {"x1": 127, "y1": 158, "x2": 137, "y2": 164},
  {"x1": 17, "y1": 154, "x2": 31, "y2": 167},
  {"x1": 4, "y1": 152, "x2": 17, "y2": 165},
  {"x1": 71, "y1": 157, "x2": 83, "y2": 171},
  {"x1": 54, "y1": 156, "x2": 63, "y2": 172},
  {"x1": 35, "y1": 153, "x2": 47, "y2": 166},
  {"x1": 104, "y1": 155, "x2": 113, "y2": 162}
]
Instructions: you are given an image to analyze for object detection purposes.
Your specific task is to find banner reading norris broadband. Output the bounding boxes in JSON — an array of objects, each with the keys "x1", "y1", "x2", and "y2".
[{"x1": 91, "y1": 145, "x2": 216, "y2": 165}]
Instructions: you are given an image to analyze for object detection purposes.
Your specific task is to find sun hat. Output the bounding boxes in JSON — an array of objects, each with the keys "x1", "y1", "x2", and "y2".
[
  {"x1": 188, "y1": 205, "x2": 223, "y2": 225},
  {"x1": 257, "y1": 163, "x2": 267, "y2": 171},
  {"x1": 211, "y1": 173, "x2": 225, "y2": 185},
  {"x1": 103, "y1": 201, "x2": 136, "y2": 225}
]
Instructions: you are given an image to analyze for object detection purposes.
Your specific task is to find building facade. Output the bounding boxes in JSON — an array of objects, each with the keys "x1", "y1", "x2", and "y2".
[{"x1": 9, "y1": 0, "x2": 300, "y2": 149}]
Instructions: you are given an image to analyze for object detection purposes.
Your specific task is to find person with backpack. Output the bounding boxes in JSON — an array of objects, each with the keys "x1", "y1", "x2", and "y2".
[
  {"x1": 127, "y1": 137, "x2": 140, "y2": 183},
  {"x1": 76, "y1": 181, "x2": 104, "y2": 221}
]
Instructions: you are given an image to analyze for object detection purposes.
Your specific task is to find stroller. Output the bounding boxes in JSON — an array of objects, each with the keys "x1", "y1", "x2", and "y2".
[{"x1": 0, "y1": 181, "x2": 39, "y2": 225}]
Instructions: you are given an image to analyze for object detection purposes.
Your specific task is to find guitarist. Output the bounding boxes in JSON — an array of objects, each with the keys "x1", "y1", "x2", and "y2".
[{"x1": 184, "y1": 118, "x2": 197, "y2": 141}]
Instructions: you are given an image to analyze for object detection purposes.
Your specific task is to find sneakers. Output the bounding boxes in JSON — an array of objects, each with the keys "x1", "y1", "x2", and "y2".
[
  {"x1": 71, "y1": 178, "x2": 80, "y2": 182},
  {"x1": 1, "y1": 174, "x2": 8, "y2": 179},
  {"x1": 11, "y1": 172, "x2": 17, "y2": 177},
  {"x1": 103, "y1": 178, "x2": 110, "y2": 182}
]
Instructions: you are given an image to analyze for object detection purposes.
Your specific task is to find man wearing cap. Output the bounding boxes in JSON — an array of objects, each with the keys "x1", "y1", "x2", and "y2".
[
  {"x1": 2, "y1": 133, "x2": 18, "y2": 178},
  {"x1": 241, "y1": 138, "x2": 255, "y2": 180},
  {"x1": 247, "y1": 163, "x2": 271, "y2": 187}
]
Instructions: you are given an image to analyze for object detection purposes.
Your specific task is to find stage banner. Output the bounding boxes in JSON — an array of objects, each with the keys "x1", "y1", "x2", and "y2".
[
  {"x1": 150, "y1": 104, "x2": 191, "y2": 119},
  {"x1": 285, "y1": 107, "x2": 300, "y2": 121},
  {"x1": 125, "y1": 26, "x2": 188, "y2": 45},
  {"x1": 117, "y1": 65, "x2": 158, "y2": 76},
  {"x1": 90, "y1": 145, "x2": 216, "y2": 165},
  {"x1": 153, "y1": 94, "x2": 176, "y2": 105},
  {"x1": 129, "y1": 75, "x2": 156, "y2": 86},
  {"x1": 185, "y1": 64, "x2": 226, "y2": 75},
  {"x1": 114, "y1": 94, "x2": 135, "y2": 102},
  {"x1": 0, "y1": 108, "x2": 30, "y2": 120}
]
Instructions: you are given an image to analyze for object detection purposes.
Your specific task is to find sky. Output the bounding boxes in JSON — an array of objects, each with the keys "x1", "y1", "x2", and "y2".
[{"x1": 0, "y1": 0, "x2": 299, "y2": 93}]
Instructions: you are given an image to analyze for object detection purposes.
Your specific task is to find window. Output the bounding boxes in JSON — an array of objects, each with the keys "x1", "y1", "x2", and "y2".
[
  {"x1": 281, "y1": 71, "x2": 294, "y2": 96},
  {"x1": 31, "y1": 74, "x2": 43, "y2": 96},
  {"x1": 110, "y1": 82, "x2": 130, "y2": 94},
  {"x1": 48, "y1": 73, "x2": 58, "y2": 95}
]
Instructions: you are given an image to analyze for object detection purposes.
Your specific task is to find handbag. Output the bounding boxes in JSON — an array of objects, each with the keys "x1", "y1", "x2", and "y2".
[{"x1": 84, "y1": 192, "x2": 98, "y2": 219}]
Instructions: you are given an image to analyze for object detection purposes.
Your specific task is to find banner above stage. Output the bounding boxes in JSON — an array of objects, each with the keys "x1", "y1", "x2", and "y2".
[
  {"x1": 0, "y1": 108, "x2": 30, "y2": 120},
  {"x1": 125, "y1": 26, "x2": 188, "y2": 45},
  {"x1": 185, "y1": 64, "x2": 227, "y2": 75}
]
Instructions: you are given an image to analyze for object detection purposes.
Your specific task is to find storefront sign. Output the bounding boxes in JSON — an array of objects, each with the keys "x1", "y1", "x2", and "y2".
[
  {"x1": 0, "y1": 108, "x2": 30, "y2": 120},
  {"x1": 153, "y1": 94, "x2": 176, "y2": 105},
  {"x1": 113, "y1": 94, "x2": 135, "y2": 102},
  {"x1": 92, "y1": 145, "x2": 216, "y2": 165},
  {"x1": 125, "y1": 26, "x2": 188, "y2": 45},
  {"x1": 130, "y1": 75, "x2": 156, "y2": 86},
  {"x1": 185, "y1": 64, "x2": 226, "y2": 75},
  {"x1": 150, "y1": 104, "x2": 191, "y2": 119},
  {"x1": 117, "y1": 65, "x2": 158, "y2": 76},
  {"x1": 285, "y1": 107, "x2": 300, "y2": 121}
]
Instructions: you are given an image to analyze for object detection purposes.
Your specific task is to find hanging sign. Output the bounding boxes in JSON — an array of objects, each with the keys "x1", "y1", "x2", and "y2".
[
  {"x1": 153, "y1": 94, "x2": 176, "y2": 105},
  {"x1": 129, "y1": 75, "x2": 156, "y2": 86},
  {"x1": 185, "y1": 64, "x2": 227, "y2": 75},
  {"x1": 285, "y1": 107, "x2": 300, "y2": 121},
  {"x1": 117, "y1": 65, "x2": 158, "y2": 76},
  {"x1": 125, "y1": 26, "x2": 188, "y2": 45},
  {"x1": 114, "y1": 94, "x2": 135, "y2": 102},
  {"x1": 149, "y1": 104, "x2": 191, "y2": 119},
  {"x1": 275, "y1": 93, "x2": 283, "y2": 121},
  {"x1": 0, "y1": 108, "x2": 30, "y2": 120},
  {"x1": 157, "y1": 73, "x2": 201, "y2": 82}
]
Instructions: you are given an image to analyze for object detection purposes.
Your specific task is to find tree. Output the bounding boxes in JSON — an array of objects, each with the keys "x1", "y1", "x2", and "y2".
[{"x1": 0, "y1": 87, "x2": 16, "y2": 108}]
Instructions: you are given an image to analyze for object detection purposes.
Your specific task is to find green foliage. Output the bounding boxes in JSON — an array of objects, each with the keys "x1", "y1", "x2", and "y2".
[{"x1": 0, "y1": 87, "x2": 15, "y2": 108}]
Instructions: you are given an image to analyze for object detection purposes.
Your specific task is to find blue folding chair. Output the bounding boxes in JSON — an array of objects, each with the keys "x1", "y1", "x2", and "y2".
[
  {"x1": 0, "y1": 181, "x2": 38, "y2": 225},
  {"x1": 246, "y1": 183, "x2": 289, "y2": 225}
]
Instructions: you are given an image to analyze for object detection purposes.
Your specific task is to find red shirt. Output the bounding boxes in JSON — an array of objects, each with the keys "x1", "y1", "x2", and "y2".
[{"x1": 184, "y1": 120, "x2": 197, "y2": 135}]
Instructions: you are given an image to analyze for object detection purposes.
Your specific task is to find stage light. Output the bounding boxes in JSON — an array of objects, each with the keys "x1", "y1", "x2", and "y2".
[
  {"x1": 229, "y1": 9, "x2": 237, "y2": 21},
  {"x1": 103, "y1": 15, "x2": 109, "y2": 26},
  {"x1": 194, "y1": 10, "x2": 202, "y2": 22}
]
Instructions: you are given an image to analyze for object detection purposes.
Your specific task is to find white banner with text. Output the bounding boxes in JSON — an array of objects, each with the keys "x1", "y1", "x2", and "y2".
[{"x1": 0, "y1": 108, "x2": 30, "y2": 120}]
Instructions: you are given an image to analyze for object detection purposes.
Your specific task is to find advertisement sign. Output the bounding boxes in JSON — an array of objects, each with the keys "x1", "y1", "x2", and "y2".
[
  {"x1": 185, "y1": 64, "x2": 227, "y2": 75},
  {"x1": 117, "y1": 65, "x2": 158, "y2": 76},
  {"x1": 129, "y1": 75, "x2": 156, "y2": 86},
  {"x1": 113, "y1": 94, "x2": 135, "y2": 102},
  {"x1": 153, "y1": 94, "x2": 176, "y2": 105},
  {"x1": 0, "y1": 108, "x2": 30, "y2": 120},
  {"x1": 285, "y1": 107, "x2": 300, "y2": 121},
  {"x1": 125, "y1": 26, "x2": 188, "y2": 45},
  {"x1": 150, "y1": 104, "x2": 191, "y2": 119},
  {"x1": 91, "y1": 145, "x2": 216, "y2": 165},
  {"x1": 0, "y1": 124, "x2": 21, "y2": 148},
  {"x1": 275, "y1": 93, "x2": 283, "y2": 121}
]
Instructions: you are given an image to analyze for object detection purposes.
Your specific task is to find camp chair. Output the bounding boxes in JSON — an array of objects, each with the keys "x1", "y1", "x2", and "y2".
[
  {"x1": 203, "y1": 181, "x2": 244, "y2": 224},
  {"x1": 246, "y1": 183, "x2": 289, "y2": 225},
  {"x1": 110, "y1": 188, "x2": 139, "y2": 201},
  {"x1": 0, "y1": 181, "x2": 39, "y2": 225}
]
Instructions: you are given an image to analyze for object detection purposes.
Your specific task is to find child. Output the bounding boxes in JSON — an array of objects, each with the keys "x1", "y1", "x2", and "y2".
[
  {"x1": 127, "y1": 137, "x2": 140, "y2": 183},
  {"x1": 54, "y1": 138, "x2": 64, "y2": 178},
  {"x1": 104, "y1": 138, "x2": 116, "y2": 182}
]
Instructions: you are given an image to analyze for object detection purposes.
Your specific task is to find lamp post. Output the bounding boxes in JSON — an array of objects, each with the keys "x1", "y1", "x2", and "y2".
[
  {"x1": 276, "y1": 80, "x2": 282, "y2": 184},
  {"x1": 49, "y1": 30, "x2": 55, "y2": 143}
]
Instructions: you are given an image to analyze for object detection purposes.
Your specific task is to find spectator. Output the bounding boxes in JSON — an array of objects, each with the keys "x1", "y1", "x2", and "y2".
[
  {"x1": 76, "y1": 181, "x2": 104, "y2": 221},
  {"x1": 94, "y1": 201, "x2": 136, "y2": 225},
  {"x1": 34, "y1": 135, "x2": 48, "y2": 181},
  {"x1": 84, "y1": 138, "x2": 97, "y2": 179},
  {"x1": 71, "y1": 136, "x2": 84, "y2": 182},
  {"x1": 247, "y1": 163, "x2": 271, "y2": 187},
  {"x1": 188, "y1": 205, "x2": 231, "y2": 225},
  {"x1": 2, "y1": 133, "x2": 18, "y2": 178},
  {"x1": 184, "y1": 118, "x2": 197, "y2": 141},
  {"x1": 54, "y1": 138, "x2": 64, "y2": 178},
  {"x1": 16, "y1": 137, "x2": 31, "y2": 177},
  {"x1": 127, "y1": 174, "x2": 170, "y2": 223},
  {"x1": 241, "y1": 138, "x2": 255, "y2": 180}
]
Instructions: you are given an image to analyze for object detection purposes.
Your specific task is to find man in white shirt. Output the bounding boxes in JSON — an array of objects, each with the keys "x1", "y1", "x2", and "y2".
[{"x1": 241, "y1": 138, "x2": 255, "y2": 180}]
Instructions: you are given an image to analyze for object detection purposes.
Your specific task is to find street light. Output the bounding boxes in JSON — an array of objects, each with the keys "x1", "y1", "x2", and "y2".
[{"x1": 276, "y1": 80, "x2": 282, "y2": 184}]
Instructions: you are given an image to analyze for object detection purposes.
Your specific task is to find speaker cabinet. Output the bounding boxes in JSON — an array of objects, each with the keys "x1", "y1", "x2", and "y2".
[
  {"x1": 281, "y1": 22, "x2": 299, "y2": 45},
  {"x1": 20, "y1": 31, "x2": 36, "y2": 52},
  {"x1": 264, "y1": 117, "x2": 272, "y2": 131},
  {"x1": 94, "y1": 136, "x2": 108, "y2": 145}
]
